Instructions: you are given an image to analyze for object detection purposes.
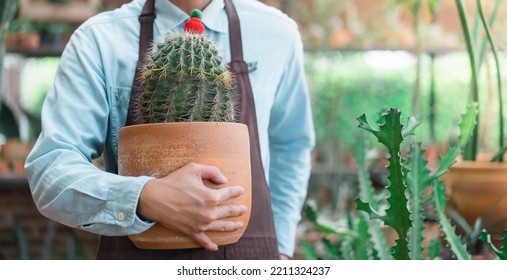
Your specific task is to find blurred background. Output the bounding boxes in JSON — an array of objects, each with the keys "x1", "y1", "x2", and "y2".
[{"x1": 1, "y1": 0, "x2": 507, "y2": 259}]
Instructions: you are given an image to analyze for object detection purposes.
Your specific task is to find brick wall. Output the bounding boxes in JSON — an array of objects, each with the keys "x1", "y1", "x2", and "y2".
[{"x1": 0, "y1": 178, "x2": 98, "y2": 260}]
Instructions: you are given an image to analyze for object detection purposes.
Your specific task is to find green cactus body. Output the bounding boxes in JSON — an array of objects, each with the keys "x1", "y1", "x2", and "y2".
[{"x1": 137, "y1": 10, "x2": 234, "y2": 123}]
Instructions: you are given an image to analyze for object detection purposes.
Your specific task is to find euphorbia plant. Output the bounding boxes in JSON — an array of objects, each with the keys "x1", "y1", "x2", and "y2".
[
  {"x1": 354, "y1": 105, "x2": 478, "y2": 260},
  {"x1": 303, "y1": 105, "x2": 480, "y2": 260},
  {"x1": 135, "y1": 9, "x2": 235, "y2": 124}
]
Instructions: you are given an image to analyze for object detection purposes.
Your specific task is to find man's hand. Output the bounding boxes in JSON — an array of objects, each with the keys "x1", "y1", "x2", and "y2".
[{"x1": 137, "y1": 163, "x2": 247, "y2": 251}]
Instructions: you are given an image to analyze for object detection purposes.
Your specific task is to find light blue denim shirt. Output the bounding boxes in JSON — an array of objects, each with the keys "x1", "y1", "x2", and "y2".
[{"x1": 25, "y1": 0, "x2": 314, "y2": 257}]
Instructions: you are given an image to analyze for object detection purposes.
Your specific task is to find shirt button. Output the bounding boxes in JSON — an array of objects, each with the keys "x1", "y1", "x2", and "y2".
[{"x1": 118, "y1": 211, "x2": 125, "y2": 221}]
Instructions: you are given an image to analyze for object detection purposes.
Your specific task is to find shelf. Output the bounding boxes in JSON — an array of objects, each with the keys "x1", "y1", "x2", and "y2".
[
  {"x1": 6, "y1": 45, "x2": 64, "y2": 57},
  {"x1": 19, "y1": 0, "x2": 101, "y2": 24}
]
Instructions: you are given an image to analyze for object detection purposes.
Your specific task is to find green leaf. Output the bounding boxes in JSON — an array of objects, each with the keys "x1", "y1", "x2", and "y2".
[
  {"x1": 433, "y1": 181, "x2": 471, "y2": 260},
  {"x1": 428, "y1": 145, "x2": 460, "y2": 182},
  {"x1": 305, "y1": 200, "x2": 355, "y2": 236},
  {"x1": 355, "y1": 198, "x2": 384, "y2": 221},
  {"x1": 304, "y1": 200, "x2": 318, "y2": 223},
  {"x1": 406, "y1": 142, "x2": 430, "y2": 260},
  {"x1": 368, "y1": 220, "x2": 393, "y2": 260},
  {"x1": 456, "y1": 0, "x2": 480, "y2": 161},
  {"x1": 402, "y1": 116, "x2": 421, "y2": 139},
  {"x1": 458, "y1": 102, "x2": 479, "y2": 148},
  {"x1": 340, "y1": 238, "x2": 354, "y2": 260},
  {"x1": 322, "y1": 238, "x2": 341, "y2": 260},
  {"x1": 447, "y1": 207, "x2": 473, "y2": 235},
  {"x1": 354, "y1": 214, "x2": 371, "y2": 260},
  {"x1": 476, "y1": 0, "x2": 504, "y2": 162},
  {"x1": 358, "y1": 108, "x2": 404, "y2": 148},
  {"x1": 490, "y1": 146, "x2": 507, "y2": 162},
  {"x1": 428, "y1": 237, "x2": 442, "y2": 260},
  {"x1": 428, "y1": 104, "x2": 478, "y2": 181},
  {"x1": 480, "y1": 230, "x2": 507, "y2": 260},
  {"x1": 354, "y1": 136, "x2": 382, "y2": 212},
  {"x1": 302, "y1": 238, "x2": 320, "y2": 260},
  {"x1": 356, "y1": 108, "x2": 412, "y2": 260},
  {"x1": 316, "y1": 220, "x2": 354, "y2": 236}
]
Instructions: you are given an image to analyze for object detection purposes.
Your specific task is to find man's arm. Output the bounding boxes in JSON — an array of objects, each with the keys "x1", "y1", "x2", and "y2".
[
  {"x1": 25, "y1": 27, "x2": 155, "y2": 236},
  {"x1": 268, "y1": 30, "x2": 315, "y2": 258}
]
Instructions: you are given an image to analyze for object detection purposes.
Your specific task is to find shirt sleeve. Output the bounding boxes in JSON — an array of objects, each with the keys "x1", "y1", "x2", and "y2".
[
  {"x1": 268, "y1": 30, "x2": 315, "y2": 257},
  {"x1": 24, "y1": 26, "x2": 155, "y2": 236}
]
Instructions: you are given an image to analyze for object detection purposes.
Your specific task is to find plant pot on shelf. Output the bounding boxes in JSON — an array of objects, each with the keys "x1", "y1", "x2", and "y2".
[
  {"x1": 18, "y1": 32, "x2": 40, "y2": 49},
  {"x1": 5, "y1": 32, "x2": 40, "y2": 50},
  {"x1": 118, "y1": 122, "x2": 252, "y2": 249},
  {"x1": 443, "y1": 161, "x2": 507, "y2": 234}
]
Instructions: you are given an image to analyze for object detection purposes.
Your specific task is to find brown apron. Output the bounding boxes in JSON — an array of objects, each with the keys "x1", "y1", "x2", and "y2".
[{"x1": 96, "y1": 0, "x2": 280, "y2": 260}]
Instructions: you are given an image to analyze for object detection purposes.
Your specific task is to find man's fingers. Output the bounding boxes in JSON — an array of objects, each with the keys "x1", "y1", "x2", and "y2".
[
  {"x1": 214, "y1": 204, "x2": 248, "y2": 219},
  {"x1": 213, "y1": 185, "x2": 244, "y2": 204},
  {"x1": 194, "y1": 164, "x2": 229, "y2": 184},
  {"x1": 191, "y1": 232, "x2": 218, "y2": 251},
  {"x1": 204, "y1": 220, "x2": 244, "y2": 232}
]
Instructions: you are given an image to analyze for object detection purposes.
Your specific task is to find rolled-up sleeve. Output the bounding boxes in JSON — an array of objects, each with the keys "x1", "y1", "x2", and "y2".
[
  {"x1": 268, "y1": 31, "x2": 315, "y2": 257},
  {"x1": 24, "y1": 26, "x2": 154, "y2": 236}
]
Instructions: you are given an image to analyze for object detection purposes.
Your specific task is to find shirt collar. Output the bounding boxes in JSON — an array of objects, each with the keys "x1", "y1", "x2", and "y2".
[{"x1": 154, "y1": 0, "x2": 227, "y2": 35}]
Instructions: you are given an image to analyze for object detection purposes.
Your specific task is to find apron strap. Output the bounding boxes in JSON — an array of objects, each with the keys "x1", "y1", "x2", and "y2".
[
  {"x1": 224, "y1": 0, "x2": 256, "y2": 125},
  {"x1": 126, "y1": 0, "x2": 155, "y2": 126},
  {"x1": 224, "y1": 0, "x2": 247, "y2": 74}
]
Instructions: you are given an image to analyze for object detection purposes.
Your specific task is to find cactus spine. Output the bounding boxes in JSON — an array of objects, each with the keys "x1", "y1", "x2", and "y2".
[{"x1": 137, "y1": 9, "x2": 235, "y2": 123}]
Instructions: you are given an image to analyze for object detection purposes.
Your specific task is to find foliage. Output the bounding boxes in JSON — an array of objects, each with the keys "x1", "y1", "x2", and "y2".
[
  {"x1": 305, "y1": 51, "x2": 498, "y2": 157},
  {"x1": 304, "y1": 104, "x2": 479, "y2": 260},
  {"x1": 308, "y1": 53, "x2": 413, "y2": 151},
  {"x1": 7, "y1": 16, "x2": 39, "y2": 34},
  {"x1": 356, "y1": 108, "x2": 412, "y2": 259},
  {"x1": 136, "y1": 9, "x2": 234, "y2": 124},
  {"x1": 480, "y1": 229, "x2": 507, "y2": 260},
  {"x1": 356, "y1": 104, "x2": 478, "y2": 260},
  {"x1": 455, "y1": 0, "x2": 504, "y2": 161}
]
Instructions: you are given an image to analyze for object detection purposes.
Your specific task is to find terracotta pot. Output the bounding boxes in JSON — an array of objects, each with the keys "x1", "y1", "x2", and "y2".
[
  {"x1": 443, "y1": 161, "x2": 507, "y2": 233},
  {"x1": 118, "y1": 122, "x2": 251, "y2": 249},
  {"x1": 18, "y1": 33, "x2": 40, "y2": 50}
]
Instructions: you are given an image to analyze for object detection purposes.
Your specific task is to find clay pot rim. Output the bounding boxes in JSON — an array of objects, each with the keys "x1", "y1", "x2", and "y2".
[
  {"x1": 450, "y1": 161, "x2": 507, "y2": 171},
  {"x1": 120, "y1": 121, "x2": 246, "y2": 131}
]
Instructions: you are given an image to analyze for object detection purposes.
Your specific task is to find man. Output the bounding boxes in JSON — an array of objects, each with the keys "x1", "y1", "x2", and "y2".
[{"x1": 25, "y1": 0, "x2": 314, "y2": 259}]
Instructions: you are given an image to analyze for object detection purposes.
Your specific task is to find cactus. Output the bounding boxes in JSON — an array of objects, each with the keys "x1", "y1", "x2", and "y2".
[{"x1": 136, "y1": 9, "x2": 235, "y2": 124}]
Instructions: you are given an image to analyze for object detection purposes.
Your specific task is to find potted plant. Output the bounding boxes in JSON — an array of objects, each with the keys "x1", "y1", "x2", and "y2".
[
  {"x1": 5, "y1": 16, "x2": 40, "y2": 50},
  {"x1": 443, "y1": 0, "x2": 507, "y2": 238},
  {"x1": 117, "y1": 10, "x2": 251, "y2": 249}
]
